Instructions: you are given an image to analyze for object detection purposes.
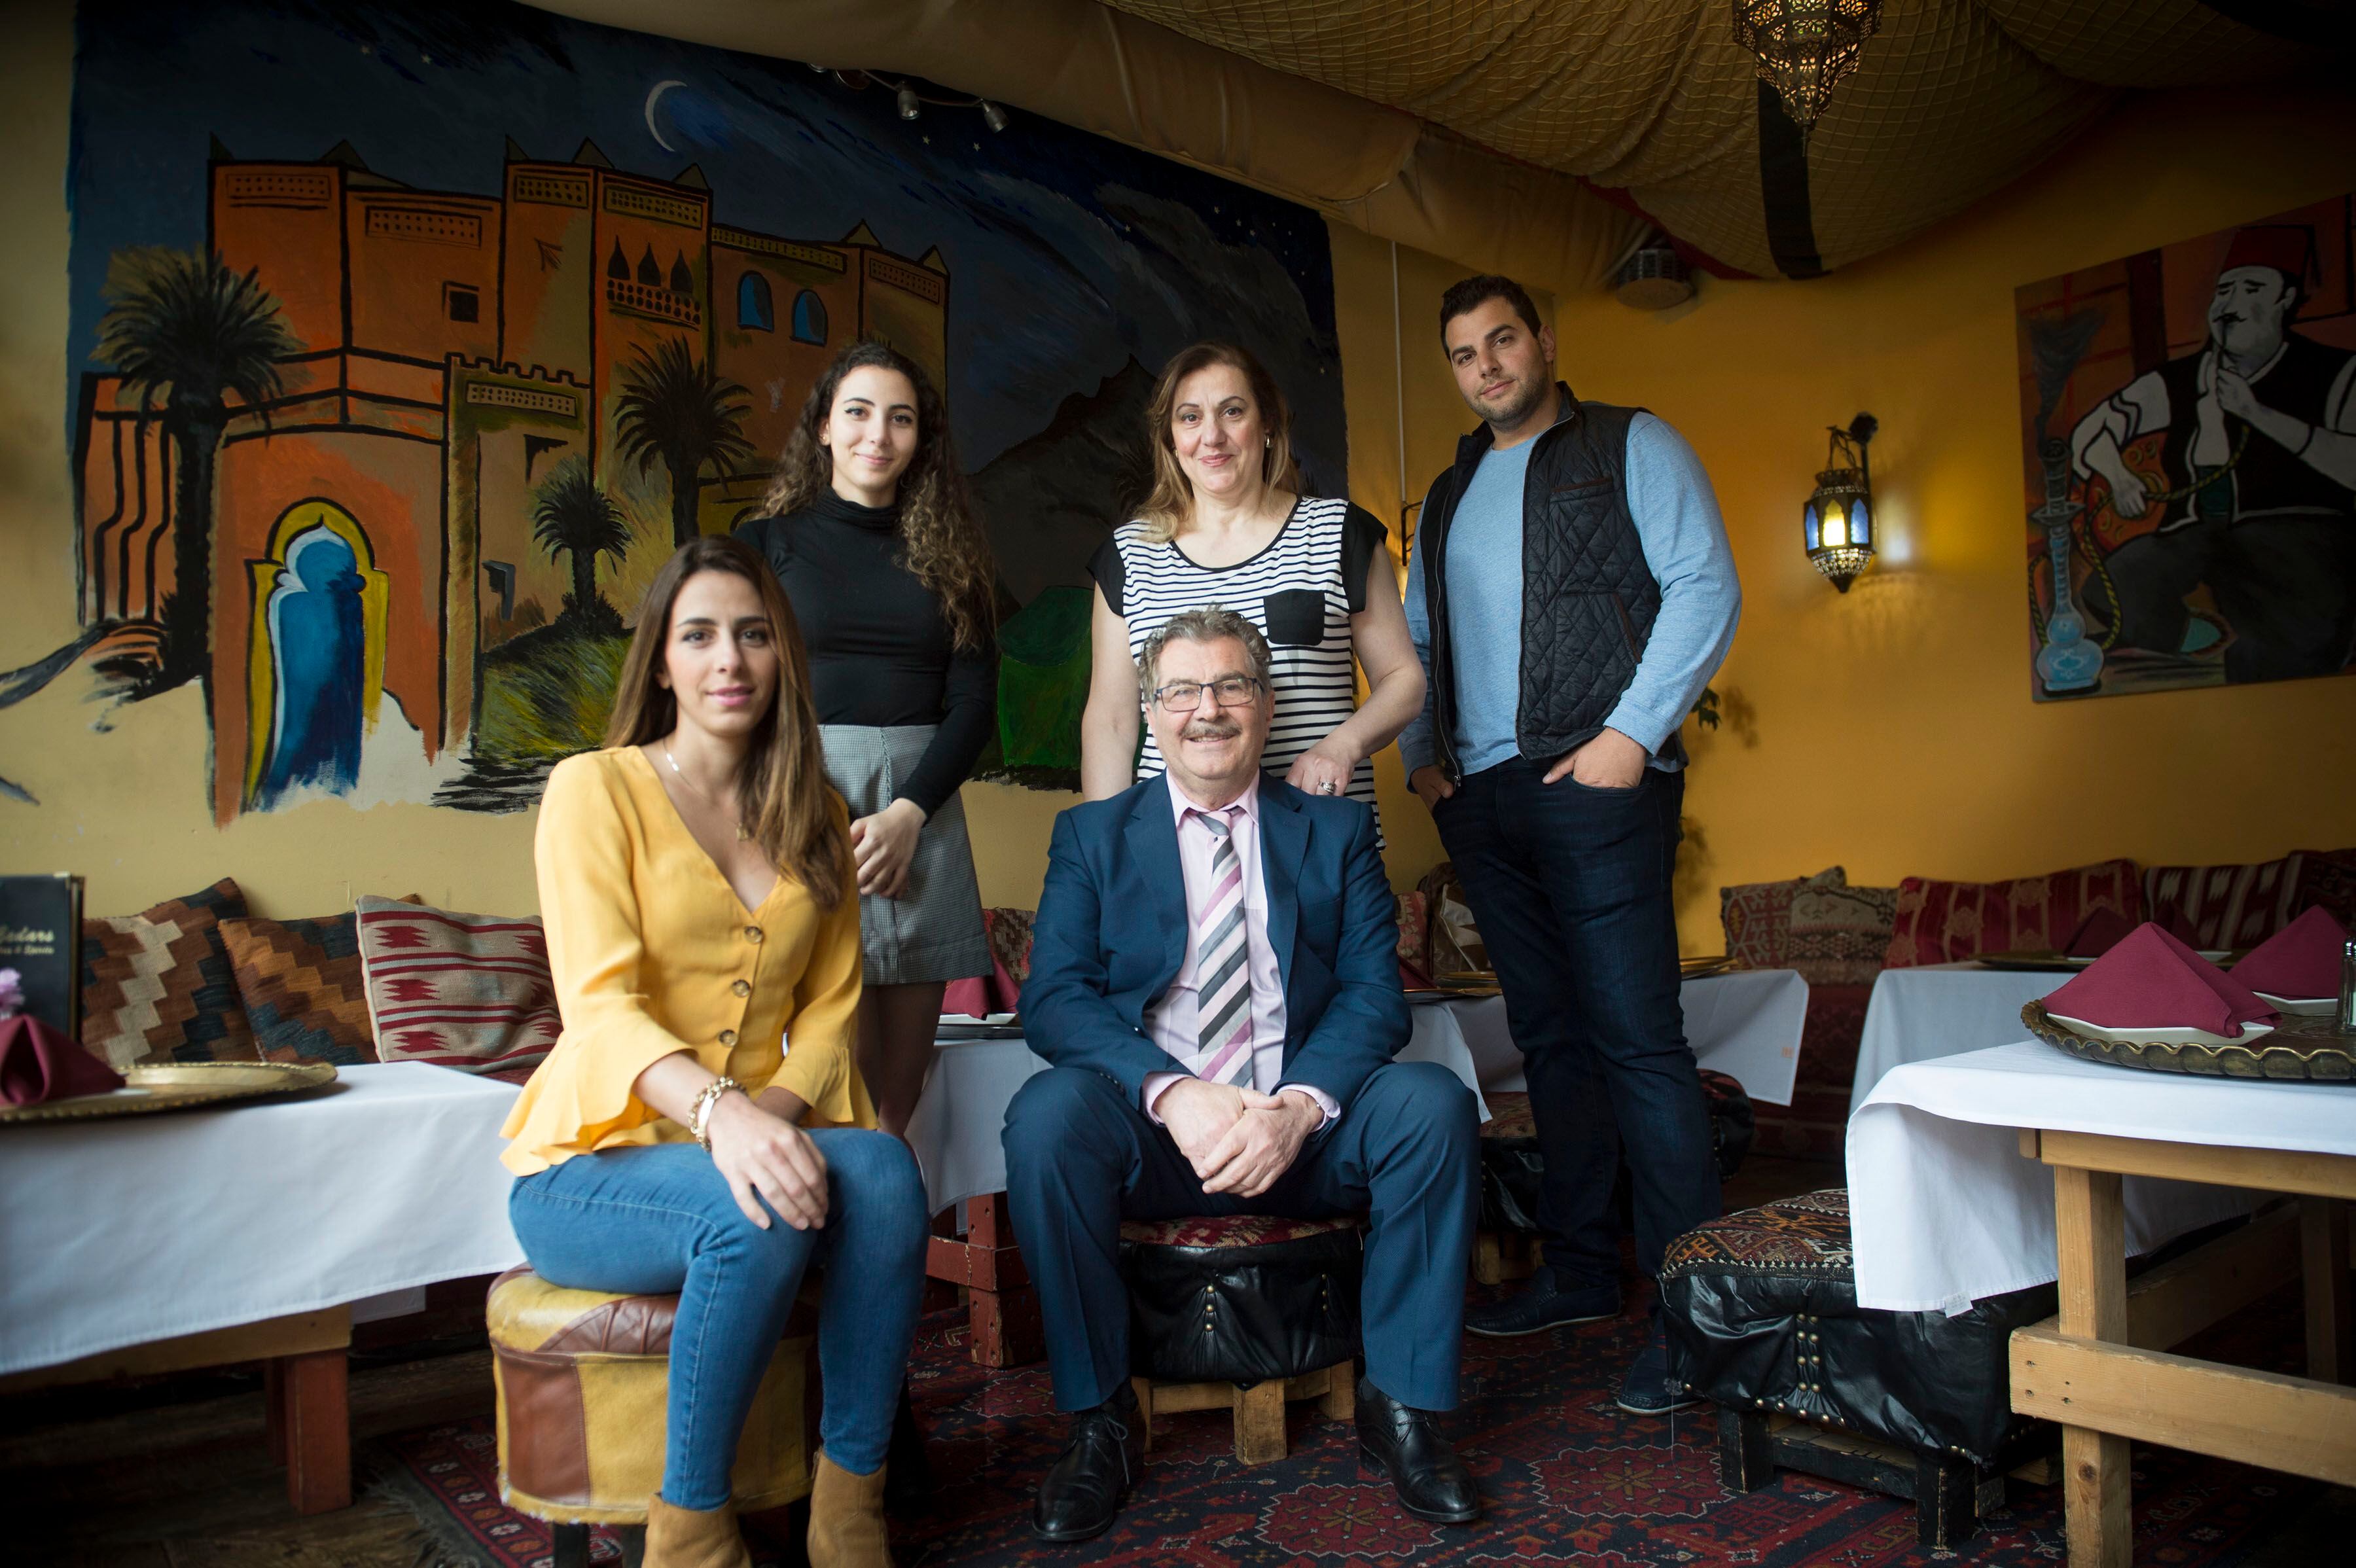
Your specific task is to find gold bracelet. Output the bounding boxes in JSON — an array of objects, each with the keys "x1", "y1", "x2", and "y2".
[{"x1": 689, "y1": 1076, "x2": 747, "y2": 1151}]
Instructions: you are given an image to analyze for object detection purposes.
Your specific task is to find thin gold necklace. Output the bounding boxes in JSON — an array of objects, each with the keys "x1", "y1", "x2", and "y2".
[{"x1": 662, "y1": 743, "x2": 750, "y2": 840}]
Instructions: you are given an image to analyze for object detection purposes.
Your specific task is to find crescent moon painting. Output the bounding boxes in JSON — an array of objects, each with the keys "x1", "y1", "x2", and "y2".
[{"x1": 645, "y1": 79, "x2": 686, "y2": 151}]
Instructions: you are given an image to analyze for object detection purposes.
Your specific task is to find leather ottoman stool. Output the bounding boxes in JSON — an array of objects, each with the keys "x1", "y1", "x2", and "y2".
[
  {"x1": 1119, "y1": 1213, "x2": 1363, "y2": 1465},
  {"x1": 1658, "y1": 1190, "x2": 2057, "y2": 1551},
  {"x1": 488, "y1": 1265, "x2": 820, "y2": 1567}
]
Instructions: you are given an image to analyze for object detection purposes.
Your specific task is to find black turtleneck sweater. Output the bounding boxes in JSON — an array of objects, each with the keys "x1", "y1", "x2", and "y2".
[{"x1": 734, "y1": 492, "x2": 997, "y2": 819}]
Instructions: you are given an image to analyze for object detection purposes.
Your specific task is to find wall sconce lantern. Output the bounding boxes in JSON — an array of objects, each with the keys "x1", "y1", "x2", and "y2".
[{"x1": 1803, "y1": 413, "x2": 1878, "y2": 592}]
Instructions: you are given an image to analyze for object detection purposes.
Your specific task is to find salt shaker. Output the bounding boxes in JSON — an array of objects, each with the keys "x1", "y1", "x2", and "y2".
[{"x1": 2340, "y1": 939, "x2": 2356, "y2": 1033}]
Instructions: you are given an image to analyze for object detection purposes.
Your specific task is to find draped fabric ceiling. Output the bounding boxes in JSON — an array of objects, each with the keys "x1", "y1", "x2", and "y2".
[{"x1": 531, "y1": 0, "x2": 2330, "y2": 287}]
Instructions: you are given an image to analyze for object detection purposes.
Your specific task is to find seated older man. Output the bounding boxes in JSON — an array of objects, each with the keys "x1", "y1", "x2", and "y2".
[{"x1": 1003, "y1": 606, "x2": 1481, "y2": 1542}]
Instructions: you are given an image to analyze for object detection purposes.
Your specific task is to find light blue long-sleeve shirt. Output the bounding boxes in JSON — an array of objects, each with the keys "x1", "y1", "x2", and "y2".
[{"x1": 1399, "y1": 409, "x2": 1741, "y2": 777}]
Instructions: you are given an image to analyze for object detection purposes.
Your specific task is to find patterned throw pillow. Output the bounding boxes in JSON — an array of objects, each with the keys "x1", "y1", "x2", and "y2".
[
  {"x1": 2141, "y1": 854, "x2": 2308, "y2": 951},
  {"x1": 983, "y1": 906, "x2": 1036, "y2": 987},
  {"x1": 1787, "y1": 883, "x2": 1900, "y2": 986},
  {"x1": 219, "y1": 899, "x2": 419, "y2": 1066},
  {"x1": 1393, "y1": 889, "x2": 1433, "y2": 981},
  {"x1": 1717, "y1": 867, "x2": 1845, "y2": 970},
  {"x1": 355, "y1": 895, "x2": 562, "y2": 1074},
  {"x1": 2293, "y1": 847, "x2": 2356, "y2": 930},
  {"x1": 1883, "y1": 859, "x2": 2142, "y2": 968},
  {"x1": 80, "y1": 878, "x2": 259, "y2": 1069}
]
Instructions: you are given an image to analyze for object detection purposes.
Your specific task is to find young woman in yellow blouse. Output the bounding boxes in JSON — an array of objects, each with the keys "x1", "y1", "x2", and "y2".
[{"x1": 501, "y1": 536, "x2": 923, "y2": 1568}]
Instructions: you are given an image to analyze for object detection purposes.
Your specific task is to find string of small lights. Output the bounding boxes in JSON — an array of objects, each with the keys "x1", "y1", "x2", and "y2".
[{"x1": 806, "y1": 63, "x2": 1010, "y2": 131}]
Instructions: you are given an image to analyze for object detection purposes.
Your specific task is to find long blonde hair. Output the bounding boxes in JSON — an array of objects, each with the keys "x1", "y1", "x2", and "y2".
[
  {"x1": 605, "y1": 537, "x2": 851, "y2": 910},
  {"x1": 760, "y1": 340, "x2": 997, "y2": 652},
  {"x1": 1131, "y1": 341, "x2": 1302, "y2": 543}
]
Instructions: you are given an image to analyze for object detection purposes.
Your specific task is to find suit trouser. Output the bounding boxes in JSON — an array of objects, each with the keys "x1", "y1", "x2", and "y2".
[
  {"x1": 1431, "y1": 758, "x2": 1719, "y2": 1287},
  {"x1": 1002, "y1": 1060, "x2": 1479, "y2": 1412}
]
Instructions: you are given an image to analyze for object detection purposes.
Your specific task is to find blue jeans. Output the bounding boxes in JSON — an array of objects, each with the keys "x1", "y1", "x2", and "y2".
[
  {"x1": 1431, "y1": 758, "x2": 1718, "y2": 1285},
  {"x1": 509, "y1": 1131, "x2": 925, "y2": 1509}
]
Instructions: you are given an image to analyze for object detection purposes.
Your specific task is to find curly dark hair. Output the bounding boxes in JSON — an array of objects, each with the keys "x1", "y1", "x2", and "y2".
[{"x1": 760, "y1": 340, "x2": 997, "y2": 651}]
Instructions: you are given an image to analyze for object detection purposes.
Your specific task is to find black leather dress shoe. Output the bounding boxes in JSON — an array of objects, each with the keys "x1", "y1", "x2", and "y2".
[
  {"x1": 1464, "y1": 1274, "x2": 1622, "y2": 1338},
  {"x1": 1031, "y1": 1383, "x2": 1145, "y2": 1543},
  {"x1": 1355, "y1": 1376, "x2": 1480, "y2": 1524}
]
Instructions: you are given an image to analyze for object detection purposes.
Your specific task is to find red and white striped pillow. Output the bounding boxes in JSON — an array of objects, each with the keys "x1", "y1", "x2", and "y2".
[{"x1": 354, "y1": 895, "x2": 562, "y2": 1074}]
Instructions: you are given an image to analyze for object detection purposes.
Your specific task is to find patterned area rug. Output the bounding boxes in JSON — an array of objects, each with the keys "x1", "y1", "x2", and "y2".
[{"x1": 379, "y1": 1285, "x2": 2317, "y2": 1567}]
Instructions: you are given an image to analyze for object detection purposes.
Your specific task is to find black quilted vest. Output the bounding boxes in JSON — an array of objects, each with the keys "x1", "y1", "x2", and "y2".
[{"x1": 1416, "y1": 387, "x2": 1681, "y2": 783}]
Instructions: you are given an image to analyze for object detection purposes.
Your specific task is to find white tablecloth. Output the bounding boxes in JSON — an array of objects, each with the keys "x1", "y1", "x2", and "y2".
[
  {"x1": 1848, "y1": 1041, "x2": 2356, "y2": 1315},
  {"x1": 0, "y1": 1063, "x2": 524, "y2": 1376},
  {"x1": 1436, "y1": 967, "x2": 1810, "y2": 1107},
  {"x1": 903, "y1": 1005, "x2": 1486, "y2": 1217},
  {"x1": 1848, "y1": 963, "x2": 2072, "y2": 1114}
]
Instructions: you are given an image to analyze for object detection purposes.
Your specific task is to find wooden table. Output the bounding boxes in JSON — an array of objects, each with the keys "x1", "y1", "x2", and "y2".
[{"x1": 2008, "y1": 1127, "x2": 2356, "y2": 1567}]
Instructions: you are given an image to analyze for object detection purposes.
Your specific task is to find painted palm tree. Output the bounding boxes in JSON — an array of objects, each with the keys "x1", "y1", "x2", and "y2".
[
  {"x1": 94, "y1": 247, "x2": 300, "y2": 688},
  {"x1": 613, "y1": 338, "x2": 755, "y2": 548},
  {"x1": 531, "y1": 458, "x2": 630, "y2": 624}
]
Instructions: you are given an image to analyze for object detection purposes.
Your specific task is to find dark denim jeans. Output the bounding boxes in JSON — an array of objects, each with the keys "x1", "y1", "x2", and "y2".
[
  {"x1": 510, "y1": 1132, "x2": 926, "y2": 1508},
  {"x1": 1431, "y1": 758, "x2": 1719, "y2": 1286}
]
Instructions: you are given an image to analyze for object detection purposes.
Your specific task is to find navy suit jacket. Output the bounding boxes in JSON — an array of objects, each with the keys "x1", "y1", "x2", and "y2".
[{"x1": 1019, "y1": 772, "x2": 1410, "y2": 1116}]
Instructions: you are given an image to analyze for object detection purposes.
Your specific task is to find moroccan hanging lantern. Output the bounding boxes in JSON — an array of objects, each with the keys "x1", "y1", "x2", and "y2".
[
  {"x1": 1802, "y1": 414, "x2": 1878, "y2": 592},
  {"x1": 1731, "y1": 0, "x2": 1882, "y2": 130}
]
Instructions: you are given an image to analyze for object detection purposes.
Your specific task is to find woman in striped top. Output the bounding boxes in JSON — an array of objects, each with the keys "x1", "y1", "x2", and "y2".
[{"x1": 1080, "y1": 342, "x2": 1425, "y2": 830}]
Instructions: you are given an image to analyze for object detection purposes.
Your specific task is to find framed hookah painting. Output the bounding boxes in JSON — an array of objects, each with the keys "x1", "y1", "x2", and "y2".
[{"x1": 2013, "y1": 194, "x2": 2356, "y2": 701}]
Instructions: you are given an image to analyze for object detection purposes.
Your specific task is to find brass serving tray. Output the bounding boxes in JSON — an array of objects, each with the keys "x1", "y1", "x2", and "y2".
[
  {"x1": 0, "y1": 1061, "x2": 339, "y2": 1126},
  {"x1": 1980, "y1": 948, "x2": 2243, "y2": 974},
  {"x1": 1432, "y1": 955, "x2": 1741, "y2": 997},
  {"x1": 2023, "y1": 1001, "x2": 2355, "y2": 1083}
]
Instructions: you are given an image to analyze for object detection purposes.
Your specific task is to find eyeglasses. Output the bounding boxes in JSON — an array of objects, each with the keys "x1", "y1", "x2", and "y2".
[{"x1": 1150, "y1": 675, "x2": 1266, "y2": 711}]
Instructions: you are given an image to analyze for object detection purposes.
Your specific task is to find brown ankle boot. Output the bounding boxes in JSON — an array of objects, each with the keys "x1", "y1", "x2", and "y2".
[
  {"x1": 644, "y1": 1492, "x2": 752, "y2": 1568},
  {"x1": 807, "y1": 1450, "x2": 893, "y2": 1568}
]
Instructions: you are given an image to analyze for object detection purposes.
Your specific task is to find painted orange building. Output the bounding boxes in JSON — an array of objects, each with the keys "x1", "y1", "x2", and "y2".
[{"x1": 73, "y1": 140, "x2": 949, "y2": 821}]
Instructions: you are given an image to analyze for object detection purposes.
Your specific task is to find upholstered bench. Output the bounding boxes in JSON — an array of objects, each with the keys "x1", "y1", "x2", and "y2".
[
  {"x1": 1658, "y1": 1190, "x2": 2057, "y2": 1551},
  {"x1": 488, "y1": 1266, "x2": 819, "y2": 1567},
  {"x1": 1475, "y1": 1073, "x2": 1757, "y2": 1284},
  {"x1": 1118, "y1": 1213, "x2": 1363, "y2": 1464}
]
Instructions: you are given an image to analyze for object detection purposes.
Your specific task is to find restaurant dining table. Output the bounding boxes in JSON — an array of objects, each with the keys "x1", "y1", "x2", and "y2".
[
  {"x1": 1847, "y1": 961, "x2": 2073, "y2": 1114},
  {"x1": 1849, "y1": 1041, "x2": 2355, "y2": 1567}
]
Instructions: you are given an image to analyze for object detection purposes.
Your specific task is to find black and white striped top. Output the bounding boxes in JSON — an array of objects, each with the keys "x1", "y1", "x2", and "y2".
[{"x1": 1090, "y1": 495, "x2": 1389, "y2": 833}]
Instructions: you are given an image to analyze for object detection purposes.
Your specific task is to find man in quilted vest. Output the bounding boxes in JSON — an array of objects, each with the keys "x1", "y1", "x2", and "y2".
[{"x1": 1401, "y1": 274, "x2": 1742, "y2": 1414}]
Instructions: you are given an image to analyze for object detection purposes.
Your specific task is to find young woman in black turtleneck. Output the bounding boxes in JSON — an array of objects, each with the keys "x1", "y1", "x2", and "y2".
[{"x1": 736, "y1": 341, "x2": 999, "y2": 1139}]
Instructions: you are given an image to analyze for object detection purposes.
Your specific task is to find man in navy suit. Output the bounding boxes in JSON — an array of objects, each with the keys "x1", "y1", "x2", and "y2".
[{"x1": 1005, "y1": 607, "x2": 1480, "y2": 1543}]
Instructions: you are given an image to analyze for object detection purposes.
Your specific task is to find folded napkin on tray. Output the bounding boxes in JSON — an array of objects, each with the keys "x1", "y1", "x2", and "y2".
[
  {"x1": 2064, "y1": 906, "x2": 2137, "y2": 958},
  {"x1": 2043, "y1": 923, "x2": 2280, "y2": 1039},
  {"x1": 2230, "y1": 906, "x2": 2349, "y2": 1000},
  {"x1": 0, "y1": 1014, "x2": 127, "y2": 1106}
]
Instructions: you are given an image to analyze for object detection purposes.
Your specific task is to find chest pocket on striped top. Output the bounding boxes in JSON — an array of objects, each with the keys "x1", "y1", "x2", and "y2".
[{"x1": 1262, "y1": 588, "x2": 1327, "y2": 648}]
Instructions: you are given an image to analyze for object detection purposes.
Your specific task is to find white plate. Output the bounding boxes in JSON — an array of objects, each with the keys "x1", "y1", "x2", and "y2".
[
  {"x1": 939, "y1": 1012, "x2": 1016, "y2": 1026},
  {"x1": 2046, "y1": 1011, "x2": 2276, "y2": 1049},
  {"x1": 2253, "y1": 992, "x2": 2336, "y2": 1017}
]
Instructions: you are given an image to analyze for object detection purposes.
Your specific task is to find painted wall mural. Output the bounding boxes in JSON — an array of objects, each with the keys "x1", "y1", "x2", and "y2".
[
  {"x1": 15, "y1": 0, "x2": 1342, "y2": 815},
  {"x1": 2015, "y1": 195, "x2": 2356, "y2": 701}
]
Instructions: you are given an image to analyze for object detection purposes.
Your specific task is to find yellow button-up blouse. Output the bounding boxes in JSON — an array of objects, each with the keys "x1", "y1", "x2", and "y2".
[{"x1": 499, "y1": 746, "x2": 872, "y2": 1176}]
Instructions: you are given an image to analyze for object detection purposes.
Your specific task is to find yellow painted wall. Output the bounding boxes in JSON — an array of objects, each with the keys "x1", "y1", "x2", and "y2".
[
  {"x1": 1548, "y1": 88, "x2": 2356, "y2": 950},
  {"x1": 0, "y1": 7, "x2": 1471, "y2": 919}
]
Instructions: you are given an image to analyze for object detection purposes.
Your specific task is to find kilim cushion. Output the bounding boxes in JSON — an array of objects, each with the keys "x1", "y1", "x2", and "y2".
[
  {"x1": 80, "y1": 878, "x2": 259, "y2": 1069},
  {"x1": 2293, "y1": 847, "x2": 2356, "y2": 931},
  {"x1": 1393, "y1": 889, "x2": 1433, "y2": 982},
  {"x1": 1718, "y1": 866, "x2": 1844, "y2": 971},
  {"x1": 1118, "y1": 1213, "x2": 1360, "y2": 1249},
  {"x1": 356, "y1": 895, "x2": 562, "y2": 1074},
  {"x1": 1882, "y1": 859, "x2": 2141, "y2": 967},
  {"x1": 219, "y1": 899, "x2": 419, "y2": 1065},
  {"x1": 2141, "y1": 853, "x2": 2307, "y2": 950},
  {"x1": 984, "y1": 906, "x2": 1035, "y2": 986},
  {"x1": 1661, "y1": 1188, "x2": 1854, "y2": 1277},
  {"x1": 1787, "y1": 882, "x2": 1899, "y2": 987}
]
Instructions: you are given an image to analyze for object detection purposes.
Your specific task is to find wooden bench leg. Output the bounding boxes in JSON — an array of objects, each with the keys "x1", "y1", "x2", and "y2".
[
  {"x1": 1319, "y1": 1364, "x2": 1355, "y2": 1423},
  {"x1": 274, "y1": 1347, "x2": 350, "y2": 1514},
  {"x1": 550, "y1": 1520, "x2": 591, "y2": 1568},
  {"x1": 1717, "y1": 1406, "x2": 1774, "y2": 1492},
  {"x1": 1130, "y1": 1376, "x2": 1156, "y2": 1455},
  {"x1": 1234, "y1": 1380, "x2": 1287, "y2": 1465},
  {"x1": 1914, "y1": 1449, "x2": 1982, "y2": 1550}
]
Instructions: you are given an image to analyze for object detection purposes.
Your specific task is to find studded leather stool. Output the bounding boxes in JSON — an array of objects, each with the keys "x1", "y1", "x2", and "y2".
[
  {"x1": 1658, "y1": 1189, "x2": 2059, "y2": 1552},
  {"x1": 487, "y1": 1265, "x2": 820, "y2": 1567},
  {"x1": 1118, "y1": 1213, "x2": 1363, "y2": 1465}
]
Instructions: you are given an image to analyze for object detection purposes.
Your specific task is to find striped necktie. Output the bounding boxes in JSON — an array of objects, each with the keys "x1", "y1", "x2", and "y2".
[{"x1": 1189, "y1": 806, "x2": 1255, "y2": 1085}]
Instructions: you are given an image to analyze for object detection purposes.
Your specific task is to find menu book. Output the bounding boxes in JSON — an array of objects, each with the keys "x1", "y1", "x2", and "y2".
[{"x1": 0, "y1": 874, "x2": 82, "y2": 1038}]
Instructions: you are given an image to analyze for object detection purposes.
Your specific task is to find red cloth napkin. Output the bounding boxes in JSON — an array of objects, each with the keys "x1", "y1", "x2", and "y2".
[
  {"x1": 2065, "y1": 906, "x2": 2137, "y2": 958},
  {"x1": 0, "y1": 1015, "x2": 126, "y2": 1107},
  {"x1": 2044, "y1": 923, "x2": 2280, "y2": 1039},
  {"x1": 941, "y1": 947, "x2": 1024, "y2": 1020},
  {"x1": 2230, "y1": 906, "x2": 2349, "y2": 999}
]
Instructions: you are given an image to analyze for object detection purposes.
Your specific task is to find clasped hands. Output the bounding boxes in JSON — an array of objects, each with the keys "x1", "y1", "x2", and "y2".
[{"x1": 1156, "y1": 1077, "x2": 1322, "y2": 1199}]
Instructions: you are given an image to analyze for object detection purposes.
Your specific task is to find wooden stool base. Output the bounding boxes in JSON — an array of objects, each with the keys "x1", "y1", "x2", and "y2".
[
  {"x1": 1473, "y1": 1230, "x2": 1543, "y2": 1285},
  {"x1": 1130, "y1": 1362, "x2": 1355, "y2": 1465}
]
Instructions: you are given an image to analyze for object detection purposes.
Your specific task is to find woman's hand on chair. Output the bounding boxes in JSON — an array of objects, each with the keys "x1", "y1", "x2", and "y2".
[
  {"x1": 1283, "y1": 738, "x2": 1356, "y2": 799},
  {"x1": 849, "y1": 798, "x2": 926, "y2": 899},
  {"x1": 706, "y1": 1091, "x2": 831, "y2": 1231}
]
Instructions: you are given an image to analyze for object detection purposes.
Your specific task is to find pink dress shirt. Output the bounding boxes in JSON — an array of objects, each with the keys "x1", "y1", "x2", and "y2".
[{"x1": 1141, "y1": 775, "x2": 1340, "y2": 1128}]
